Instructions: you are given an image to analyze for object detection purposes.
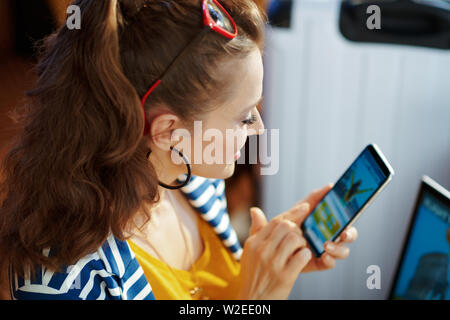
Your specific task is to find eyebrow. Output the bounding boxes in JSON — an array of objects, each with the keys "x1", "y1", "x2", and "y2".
[{"x1": 240, "y1": 95, "x2": 264, "y2": 116}]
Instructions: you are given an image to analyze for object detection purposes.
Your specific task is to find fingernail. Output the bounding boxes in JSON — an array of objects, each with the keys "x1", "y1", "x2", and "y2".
[
  {"x1": 326, "y1": 242, "x2": 335, "y2": 251},
  {"x1": 299, "y1": 203, "x2": 309, "y2": 211},
  {"x1": 325, "y1": 254, "x2": 333, "y2": 263},
  {"x1": 302, "y1": 248, "x2": 312, "y2": 260}
]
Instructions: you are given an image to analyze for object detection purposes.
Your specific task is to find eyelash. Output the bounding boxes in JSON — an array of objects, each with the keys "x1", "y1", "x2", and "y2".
[{"x1": 242, "y1": 114, "x2": 257, "y2": 126}]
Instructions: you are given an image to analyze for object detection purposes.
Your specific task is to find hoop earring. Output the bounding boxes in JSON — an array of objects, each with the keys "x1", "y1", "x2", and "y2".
[{"x1": 146, "y1": 146, "x2": 192, "y2": 190}]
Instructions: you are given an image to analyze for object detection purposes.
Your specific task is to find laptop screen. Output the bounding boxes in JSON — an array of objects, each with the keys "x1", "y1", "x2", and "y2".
[{"x1": 390, "y1": 176, "x2": 450, "y2": 300}]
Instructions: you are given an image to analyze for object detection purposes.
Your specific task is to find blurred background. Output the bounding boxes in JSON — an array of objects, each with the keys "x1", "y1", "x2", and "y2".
[
  {"x1": 0, "y1": 0, "x2": 449, "y2": 300},
  {"x1": 261, "y1": 0, "x2": 450, "y2": 300}
]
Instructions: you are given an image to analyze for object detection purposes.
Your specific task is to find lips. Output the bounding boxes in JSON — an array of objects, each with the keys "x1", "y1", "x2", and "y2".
[{"x1": 233, "y1": 141, "x2": 247, "y2": 161}]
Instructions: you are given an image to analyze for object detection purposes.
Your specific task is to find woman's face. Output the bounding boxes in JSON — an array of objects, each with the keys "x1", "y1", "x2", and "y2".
[
  {"x1": 148, "y1": 47, "x2": 264, "y2": 183},
  {"x1": 185, "y1": 47, "x2": 265, "y2": 180}
]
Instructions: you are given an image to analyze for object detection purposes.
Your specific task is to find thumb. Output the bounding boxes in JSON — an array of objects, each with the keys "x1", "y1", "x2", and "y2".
[{"x1": 249, "y1": 207, "x2": 267, "y2": 236}]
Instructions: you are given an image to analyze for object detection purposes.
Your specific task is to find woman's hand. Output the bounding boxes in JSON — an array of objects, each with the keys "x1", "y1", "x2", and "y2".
[
  {"x1": 245, "y1": 183, "x2": 358, "y2": 276},
  {"x1": 292, "y1": 184, "x2": 358, "y2": 273},
  {"x1": 236, "y1": 204, "x2": 313, "y2": 300}
]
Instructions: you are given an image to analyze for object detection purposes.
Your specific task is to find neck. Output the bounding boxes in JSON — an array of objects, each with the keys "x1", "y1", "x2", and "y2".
[
  {"x1": 149, "y1": 148, "x2": 186, "y2": 195},
  {"x1": 125, "y1": 148, "x2": 185, "y2": 235}
]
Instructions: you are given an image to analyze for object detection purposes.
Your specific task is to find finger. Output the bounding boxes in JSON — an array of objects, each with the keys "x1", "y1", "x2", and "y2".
[
  {"x1": 267, "y1": 220, "x2": 302, "y2": 253},
  {"x1": 284, "y1": 247, "x2": 312, "y2": 278},
  {"x1": 276, "y1": 231, "x2": 308, "y2": 267},
  {"x1": 302, "y1": 183, "x2": 333, "y2": 207},
  {"x1": 249, "y1": 207, "x2": 268, "y2": 236},
  {"x1": 340, "y1": 227, "x2": 358, "y2": 243},
  {"x1": 276, "y1": 202, "x2": 310, "y2": 226},
  {"x1": 324, "y1": 241, "x2": 350, "y2": 259},
  {"x1": 252, "y1": 214, "x2": 282, "y2": 241},
  {"x1": 303, "y1": 184, "x2": 333, "y2": 205},
  {"x1": 319, "y1": 253, "x2": 336, "y2": 270}
]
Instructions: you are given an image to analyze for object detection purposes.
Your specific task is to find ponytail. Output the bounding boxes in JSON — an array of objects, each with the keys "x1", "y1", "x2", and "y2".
[{"x1": 0, "y1": 0, "x2": 159, "y2": 276}]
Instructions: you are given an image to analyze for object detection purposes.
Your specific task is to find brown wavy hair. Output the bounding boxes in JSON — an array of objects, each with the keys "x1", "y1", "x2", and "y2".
[{"x1": 0, "y1": 0, "x2": 266, "y2": 278}]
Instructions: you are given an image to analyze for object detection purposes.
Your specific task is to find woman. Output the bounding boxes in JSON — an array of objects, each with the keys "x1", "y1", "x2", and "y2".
[{"x1": 0, "y1": 0, "x2": 357, "y2": 300}]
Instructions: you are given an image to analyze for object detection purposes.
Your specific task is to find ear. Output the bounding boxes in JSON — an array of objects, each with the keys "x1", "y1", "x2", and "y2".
[{"x1": 148, "y1": 111, "x2": 183, "y2": 151}]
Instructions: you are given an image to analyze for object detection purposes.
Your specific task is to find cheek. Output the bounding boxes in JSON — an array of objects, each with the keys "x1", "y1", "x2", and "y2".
[{"x1": 224, "y1": 127, "x2": 248, "y2": 154}]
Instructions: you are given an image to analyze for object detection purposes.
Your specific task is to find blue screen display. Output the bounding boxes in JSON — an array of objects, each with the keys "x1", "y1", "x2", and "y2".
[
  {"x1": 392, "y1": 189, "x2": 450, "y2": 300},
  {"x1": 303, "y1": 147, "x2": 387, "y2": 254}
]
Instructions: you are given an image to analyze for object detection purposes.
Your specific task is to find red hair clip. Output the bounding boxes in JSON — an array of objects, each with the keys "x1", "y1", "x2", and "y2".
[{"x1": 141, "y1": 0, "x2": 238, "y2": 136}]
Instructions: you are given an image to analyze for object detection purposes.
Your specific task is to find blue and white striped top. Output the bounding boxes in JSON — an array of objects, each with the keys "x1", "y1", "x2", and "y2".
[{"x1": 11, "y1": 175, "x2": 243, "y2": 300}]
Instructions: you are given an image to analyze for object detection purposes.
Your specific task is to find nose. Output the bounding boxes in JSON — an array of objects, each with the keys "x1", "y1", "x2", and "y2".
[{"x1": 248, "y1": 109, "x2": 265, "y2": 136}]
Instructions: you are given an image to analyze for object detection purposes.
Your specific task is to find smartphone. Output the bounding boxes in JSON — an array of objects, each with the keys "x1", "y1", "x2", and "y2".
[{"x1": 301, "y1": 144, "x2": 394, "y2": 257}]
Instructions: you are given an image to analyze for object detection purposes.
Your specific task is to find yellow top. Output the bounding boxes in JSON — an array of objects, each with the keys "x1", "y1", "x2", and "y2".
[{"x1": 128, "y1": 213, "x2": 243, "y2": 300}]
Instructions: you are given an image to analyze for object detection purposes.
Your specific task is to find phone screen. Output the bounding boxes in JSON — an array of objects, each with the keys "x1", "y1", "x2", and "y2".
[{"x1": 302, "y1": 145, "x2": 392, "y2": 257}]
